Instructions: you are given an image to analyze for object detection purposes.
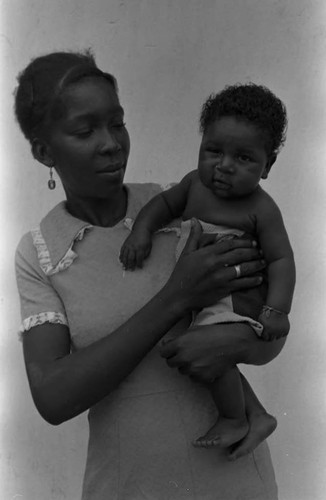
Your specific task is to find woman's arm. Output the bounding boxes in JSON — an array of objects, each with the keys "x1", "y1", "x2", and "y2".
[
  {"x1": 160, "y1": 323, "x2": 287, "y2": 382},
  {"x1": 23, "y1": 292, "x2": 185, "y2": 426},
  {"x1": 23, "y1": 220, "x2": 265, "y2": 425}
]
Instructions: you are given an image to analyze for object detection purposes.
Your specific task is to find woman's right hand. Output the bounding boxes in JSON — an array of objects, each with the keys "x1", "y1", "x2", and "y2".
[{"x1": 162, "y1": 218, "x2": 265, "y2": 314}]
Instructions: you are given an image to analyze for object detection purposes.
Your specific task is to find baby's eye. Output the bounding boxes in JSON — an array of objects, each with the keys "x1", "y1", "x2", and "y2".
[
  {"x1": 75, "y1": 129, "x2": 93, "y2": 138},
  {"x1": 238, "y1": 154, "x2": 251, "y2": 162},
  {"x1": 207, "y1": 149, "x2": 223, "y2": 157}
]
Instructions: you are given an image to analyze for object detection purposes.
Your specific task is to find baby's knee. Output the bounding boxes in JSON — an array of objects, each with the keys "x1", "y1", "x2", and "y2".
[{"x1": 246, "y1": 335, "x2": 287, "y2": 366}]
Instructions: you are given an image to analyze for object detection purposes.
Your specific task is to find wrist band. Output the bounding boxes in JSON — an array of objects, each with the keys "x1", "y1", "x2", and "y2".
[{"x1": 261, "y1": 305, "x2": 287, "y2": 318}]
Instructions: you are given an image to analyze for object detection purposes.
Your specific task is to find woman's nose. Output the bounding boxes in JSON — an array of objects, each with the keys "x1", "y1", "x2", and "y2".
[{"x1": 99, "y1": 128, "x2": 121, "y2": 153}]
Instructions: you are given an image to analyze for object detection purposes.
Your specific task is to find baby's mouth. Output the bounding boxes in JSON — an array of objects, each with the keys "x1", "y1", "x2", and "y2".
[{"x1": 213, "y1": 177, "x2": 231, "y2": 190}]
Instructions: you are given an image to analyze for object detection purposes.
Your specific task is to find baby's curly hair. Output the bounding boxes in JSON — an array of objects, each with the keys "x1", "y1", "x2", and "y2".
[
  {"x1": 199, "y1": 83, "x2": 287, "y2": 156},
  {"x1": 14, "y1": 49, "x2": 118, "y2": 144}
]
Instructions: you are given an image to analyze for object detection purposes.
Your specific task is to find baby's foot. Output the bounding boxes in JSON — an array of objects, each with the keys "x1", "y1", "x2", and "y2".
[
  {"x1": 193, "y1": 417, "x2": 249, "y2": 449},
  {"x1": 227, "y1": 411, "x2": 277, "y2": 461}
]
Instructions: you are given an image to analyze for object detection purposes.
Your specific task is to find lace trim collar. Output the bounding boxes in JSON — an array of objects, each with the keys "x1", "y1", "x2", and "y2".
[
  {"x1": 31, "y1": 184, "x2": 154, "y2": 276},
  {"x1": 31, "y1": 225, "x2": 91, "y2": 276}
]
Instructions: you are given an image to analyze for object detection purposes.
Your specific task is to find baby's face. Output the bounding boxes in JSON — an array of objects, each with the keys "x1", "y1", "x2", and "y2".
[{"x1": 198, "y1": 116, "x2": 271, "y2": 199}]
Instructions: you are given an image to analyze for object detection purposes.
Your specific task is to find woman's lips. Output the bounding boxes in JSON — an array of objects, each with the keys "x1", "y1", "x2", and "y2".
[{"x1": 97, "y1": 163, "x2": 124, "y2": 174}]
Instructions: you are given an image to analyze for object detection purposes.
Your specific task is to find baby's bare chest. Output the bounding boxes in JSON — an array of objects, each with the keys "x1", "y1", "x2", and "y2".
[{"x1": 182, "y1": 182, "x2": 259, "y2": 234}]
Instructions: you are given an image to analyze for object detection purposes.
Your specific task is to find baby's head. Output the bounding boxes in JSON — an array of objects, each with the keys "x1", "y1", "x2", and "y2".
[
  {"x1": 197, "y1": 83, "x2": 287, "y2": 199},
  {"x1": 14, "y1": 49, "x2": 118, "y2": 146},
  {"x1": 199, "y1": 83, "x2": 287, "y2": 158}
]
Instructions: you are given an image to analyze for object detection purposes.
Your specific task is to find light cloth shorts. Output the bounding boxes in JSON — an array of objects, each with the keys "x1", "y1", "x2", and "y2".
[{"x1": 176, "y1": 220, "x2": 265, "y2": 336}]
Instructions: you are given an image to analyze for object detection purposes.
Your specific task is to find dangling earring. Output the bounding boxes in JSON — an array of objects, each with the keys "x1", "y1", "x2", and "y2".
[{"x1": 48, "y1": 166, "x2": 56, "y2": 190}]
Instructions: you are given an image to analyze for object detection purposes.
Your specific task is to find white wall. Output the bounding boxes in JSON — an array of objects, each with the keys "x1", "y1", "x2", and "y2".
[{"x1": 1, "y1": 1, "x2": 326, "y2": 499}]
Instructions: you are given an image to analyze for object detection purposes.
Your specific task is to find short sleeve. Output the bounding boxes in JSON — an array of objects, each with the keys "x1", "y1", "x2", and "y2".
[{"x1": 15, "y1": 232, "x2": 68, "y2": 334}]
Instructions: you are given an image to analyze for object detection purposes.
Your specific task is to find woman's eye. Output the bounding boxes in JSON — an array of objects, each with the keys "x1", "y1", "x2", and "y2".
[{"x1": 112, "y1": 122, "x2": 126, "y2": 129}]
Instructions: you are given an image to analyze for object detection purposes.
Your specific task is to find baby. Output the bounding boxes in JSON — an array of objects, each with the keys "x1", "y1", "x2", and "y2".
[{"x1": 120, "y1": 83, "x2": 295, "y2": 449}]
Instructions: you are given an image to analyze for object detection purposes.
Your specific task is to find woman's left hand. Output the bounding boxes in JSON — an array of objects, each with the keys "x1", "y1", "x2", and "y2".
[{"x1": 160, "y1": 324, "x2": 249, "y2": 382}]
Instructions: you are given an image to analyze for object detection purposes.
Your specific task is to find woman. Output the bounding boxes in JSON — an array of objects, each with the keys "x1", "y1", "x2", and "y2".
[{"x1": 15, "y1": 50, "x2": 285, "y2": 499}]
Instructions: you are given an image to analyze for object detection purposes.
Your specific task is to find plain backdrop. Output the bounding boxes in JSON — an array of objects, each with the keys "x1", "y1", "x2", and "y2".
[{"x1": 1, "y1": 1, "x2": 326, "y2": 499}]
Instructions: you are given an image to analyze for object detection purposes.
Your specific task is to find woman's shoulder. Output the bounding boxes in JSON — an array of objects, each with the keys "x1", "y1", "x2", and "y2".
[
  {"x1": 15, "y1": 202, "x2": 63, "y2": 258},
  {"x1": 15, "y1": 230, "x2": 35, "y2": 264},
  {"x1": 15, "y1": 201, "x2": 83, "y2": 272},
  {"x1": 15, "y1": 230, "x2": 48, "y2": 291},
  {"x1": 127, "y1": 181, "x2": 163, "y2": 200}
]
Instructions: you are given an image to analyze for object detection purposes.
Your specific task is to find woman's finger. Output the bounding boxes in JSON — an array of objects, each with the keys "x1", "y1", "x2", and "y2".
[
  {"x1": 218, "y1": 249, "x2": 262, "y2": 268},
  {"x1": 228, "y1": 259, "x2": 265, "y2": 278},
  {"x1": 198, "y1": 233, "x2": 217, "y2": 248},
  {"x1": 229, "y1": 275, "x2": 263, "y2": 290},
  {"x1": 210, "y1": 237, "x2": 258, "y2": 256},
  {"x1": 165, "y1": 355, "x2": 184, "y2": 368},
  {"x1": 181, "y1": 218, "x2": 202, "y2": 255},
  {"x1": 159, "y1": 339, "x2": 177, "y2": 358}
]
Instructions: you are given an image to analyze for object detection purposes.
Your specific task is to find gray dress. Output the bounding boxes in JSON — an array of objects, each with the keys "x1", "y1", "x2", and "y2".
[{"x1": 15, "y1": 183, "x2": 278, "y2": 500}]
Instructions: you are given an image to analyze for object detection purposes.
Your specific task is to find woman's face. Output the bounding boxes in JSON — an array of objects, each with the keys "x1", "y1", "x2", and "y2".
[{"x1": 45, "y1": 77, "x2": 130, "y2": 199}]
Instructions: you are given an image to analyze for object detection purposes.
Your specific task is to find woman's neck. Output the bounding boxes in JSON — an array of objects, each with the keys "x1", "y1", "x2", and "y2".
[{"x1": 65, "y1": 186, "x2": 128, "y2": 227}]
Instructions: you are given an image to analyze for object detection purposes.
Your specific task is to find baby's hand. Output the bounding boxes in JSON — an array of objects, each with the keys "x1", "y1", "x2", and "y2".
[
  {"x1": 258, "y1": 306, "x2": 290, "y2": 341},
  {"x1": 119, "y1": 230, "x2": 152, "y2": 270}
]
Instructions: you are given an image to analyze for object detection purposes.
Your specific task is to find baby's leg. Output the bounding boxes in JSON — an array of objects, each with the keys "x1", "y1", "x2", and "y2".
[
  {"x1": 227, "y1": 374, "x2": 277, "y2": 461},
  {"x1": 184, "y1": 320, "x2": 282, "y2": 456},
  {"x1": 193, "y1": 366, "x2": 249, "y2": 448}
]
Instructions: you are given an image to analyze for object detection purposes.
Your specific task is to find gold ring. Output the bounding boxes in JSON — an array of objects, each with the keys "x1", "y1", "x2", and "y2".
[{"x1": 234, "y1": 264, "x2": 241, "y2": 278}]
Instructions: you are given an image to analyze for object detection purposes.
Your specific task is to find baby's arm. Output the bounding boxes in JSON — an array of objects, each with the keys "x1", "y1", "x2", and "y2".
[
  {"x1": 256, "y1": 195, "x2": 296, "y2": 341},
  {"x1": 120, "y1": 171, "x2": 195, "y2": 269}
]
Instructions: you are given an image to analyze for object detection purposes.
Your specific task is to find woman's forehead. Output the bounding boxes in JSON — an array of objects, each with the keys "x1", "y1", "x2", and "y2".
[{"x1": 57, "y1": 78, "x2": 123, "y2": 120}]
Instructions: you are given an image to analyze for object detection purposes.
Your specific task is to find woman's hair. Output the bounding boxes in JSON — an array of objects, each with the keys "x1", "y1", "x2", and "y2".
[
  {"x1": 199, "y1": 83, "x2": 287, "y2": 156},
  {"x1": 14, "y1": 49, "x2": 118, "y2": 144}
]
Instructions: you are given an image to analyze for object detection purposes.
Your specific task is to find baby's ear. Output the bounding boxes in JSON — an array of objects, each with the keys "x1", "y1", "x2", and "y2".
[{"x1": 261, "y1": 154, "x2": 277, "y2": 179}]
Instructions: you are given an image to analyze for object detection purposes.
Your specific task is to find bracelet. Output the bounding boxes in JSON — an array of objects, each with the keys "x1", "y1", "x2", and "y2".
[{"x1": 261, "y1": 305, "x2": 287, "y2": 318}]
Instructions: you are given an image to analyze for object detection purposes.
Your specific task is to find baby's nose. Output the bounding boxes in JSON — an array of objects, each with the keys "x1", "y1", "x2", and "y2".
[{"x1": 215, "y1": 156, "x2": 234, "y2": 173}]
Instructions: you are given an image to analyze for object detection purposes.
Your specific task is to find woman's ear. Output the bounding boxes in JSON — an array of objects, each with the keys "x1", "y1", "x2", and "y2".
[
  {"x1": 261, "y1": 154, "x2": 277, "y2": 179},
  {"x1": 31, "y1": 138, "x2": 55, "y2": 167}
]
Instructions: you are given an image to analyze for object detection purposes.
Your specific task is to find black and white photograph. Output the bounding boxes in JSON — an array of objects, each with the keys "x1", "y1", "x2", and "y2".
[{"x1": 1, "y1": 1, "x2": 325, "y2": 499}]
